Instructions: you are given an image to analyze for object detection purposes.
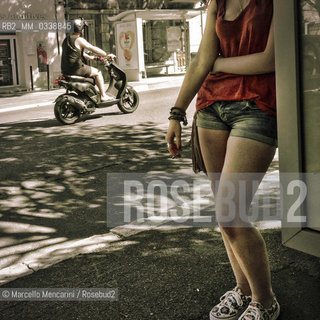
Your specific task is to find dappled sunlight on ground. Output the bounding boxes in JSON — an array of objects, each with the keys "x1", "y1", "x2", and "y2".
[
  {"x1": 0, "y1": 117, "x2": 193, "y2": 278},
  {"x1": 0, "y1": 115, "x2": 280, "y2": 284}
]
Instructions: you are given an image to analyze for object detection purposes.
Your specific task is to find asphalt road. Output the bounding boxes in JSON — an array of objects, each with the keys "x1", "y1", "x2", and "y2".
[
  {"x1": 0, "y1": 87, "x2": 195, "y2": 124},
  {"x1": 0, "y1": 86, "x2": 197, "y2": 276}
]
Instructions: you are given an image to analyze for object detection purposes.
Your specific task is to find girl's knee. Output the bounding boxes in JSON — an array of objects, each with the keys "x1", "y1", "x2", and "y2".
[
  {"x1": 90, "y1": 67, "x2": 100, "y2": 77},
  {"x1": 220, "y1": 226, "x2": 265, "y2": 250}
]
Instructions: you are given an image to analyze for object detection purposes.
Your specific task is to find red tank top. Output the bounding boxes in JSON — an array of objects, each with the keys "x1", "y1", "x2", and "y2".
[{"x1": 196, "y1": 0, "x2": 276, "y2": 115}]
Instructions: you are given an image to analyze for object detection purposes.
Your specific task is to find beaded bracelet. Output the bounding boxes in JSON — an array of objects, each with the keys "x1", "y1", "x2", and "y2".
[
  {"x1": 170, "y1": 107, "x2": 186, "y2": 115},
  {"x1": 168, "y1": 107, "x2": 188, "y2": 126}
]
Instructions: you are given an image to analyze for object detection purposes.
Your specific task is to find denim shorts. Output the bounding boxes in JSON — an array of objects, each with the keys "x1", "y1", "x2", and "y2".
[{"x1": 196, "y1": 100, "x2": 278, "y2": 147}]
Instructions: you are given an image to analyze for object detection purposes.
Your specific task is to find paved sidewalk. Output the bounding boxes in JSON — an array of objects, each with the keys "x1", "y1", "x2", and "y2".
[
  {"x1": 0, "y1": 228, "x2": 319, "y2": 320},
  {"x1": 0, "y1": 75, "x2": 184, "y2": 112}
]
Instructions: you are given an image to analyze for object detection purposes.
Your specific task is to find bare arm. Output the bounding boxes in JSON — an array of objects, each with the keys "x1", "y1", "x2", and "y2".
[
  {"x1": 213, "y1": 16, "x2": 275, "y2": 75},
  {"x1": 83, "y1": 52, "x2": 95, "y2": 61},
  {"x1": 173, "y1": 1, "x2": 220, "y2": 111},
  {"x1": 76, "y1": 37, "x2": 107, "y2": 57},
  {"x1": 166, "y1": 1, "x2": 219, "y2": 157}
]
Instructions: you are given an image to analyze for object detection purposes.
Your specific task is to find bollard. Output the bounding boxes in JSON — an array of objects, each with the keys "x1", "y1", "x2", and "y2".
[
  {"x1": 30, "y1": 66, "x2": 34, "y2": 91},
  {"x1": 47, "y1": 64, "x2": 50, "y2": 91}
]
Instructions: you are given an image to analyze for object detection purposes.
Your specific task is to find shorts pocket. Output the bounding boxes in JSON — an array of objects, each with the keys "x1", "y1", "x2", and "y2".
[
  {"x1": 239, "y1": 100, "x2": 261, "y2": 112},
  {"x1": 247, "y1": 99, "x2": 261, "y2": 110}
]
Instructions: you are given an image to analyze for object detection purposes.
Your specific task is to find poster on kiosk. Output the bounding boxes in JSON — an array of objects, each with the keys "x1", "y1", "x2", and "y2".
[{"x1": 116, "y1": 21, "x2": 138, "y2": 70}]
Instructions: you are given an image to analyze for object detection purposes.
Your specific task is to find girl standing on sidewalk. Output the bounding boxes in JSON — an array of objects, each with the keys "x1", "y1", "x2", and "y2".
[{"x1": 166, "y1": 1, "x2": 280, "y2": 319}]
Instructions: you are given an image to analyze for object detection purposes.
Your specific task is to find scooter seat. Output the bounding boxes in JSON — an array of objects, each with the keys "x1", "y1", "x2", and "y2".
[{"x1": 63, "y1": 75, "x2": 95, "y2": 85}]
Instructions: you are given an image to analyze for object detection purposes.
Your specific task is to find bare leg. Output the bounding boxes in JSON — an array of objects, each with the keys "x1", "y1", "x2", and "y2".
[
  {"x1": 199, "y1": 127, "x2": 277, "y2": 306},
  {"x1": 216, "y1": 136, "x2": 276, "y2": 307},
  {"x1": 90, "y1": 67, "x2": 107, "y2": 99},
  {"x1": 198, "y1": 128, "x2": 251, "y2": 295},
  {"x1": 221, "y1": 232, "x2": 251, "y2": 296}
]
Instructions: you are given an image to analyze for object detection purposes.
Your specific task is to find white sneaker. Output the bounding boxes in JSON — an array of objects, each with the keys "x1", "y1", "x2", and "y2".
[
  {"x1": 239, "y1": 296, "x2": 280, "y2": 320},
  {"x1": 210, "y1": 287, "x2": 251, "y2": 320},
  {"x1": 100, "y1": 94, "x2": 114, "y2": 102}
]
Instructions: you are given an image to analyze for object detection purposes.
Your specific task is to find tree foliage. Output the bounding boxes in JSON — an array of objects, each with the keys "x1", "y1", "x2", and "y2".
[
  {"x1": 303, "y1": 0, "x2": 320, "y2": 14},
  {"x1": 116, "y1": 0, "x2": 194, "y2": 9},
  {"x1": 68, "y1": 0, "x2": 195, "y2": 10}
]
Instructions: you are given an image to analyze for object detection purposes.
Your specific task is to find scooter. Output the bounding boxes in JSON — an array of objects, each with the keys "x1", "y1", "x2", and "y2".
[{"x1": 54, "y1": 54, "x2": 139, "y2": 125}]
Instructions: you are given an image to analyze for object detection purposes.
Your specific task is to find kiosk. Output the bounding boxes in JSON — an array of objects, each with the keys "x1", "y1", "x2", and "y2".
[{"x1": 107, "y1": 9, "x2": 202, "y2": 81}]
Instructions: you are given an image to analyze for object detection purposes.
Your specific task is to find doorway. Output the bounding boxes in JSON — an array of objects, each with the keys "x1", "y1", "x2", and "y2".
[{"x1": 0, "y1": 36, "x2": 18, "y2": 87}]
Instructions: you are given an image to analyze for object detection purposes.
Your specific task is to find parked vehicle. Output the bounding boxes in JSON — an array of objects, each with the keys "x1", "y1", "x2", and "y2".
[{"x1": 54, "y1": 55, "x2": 139, "y2": 125}]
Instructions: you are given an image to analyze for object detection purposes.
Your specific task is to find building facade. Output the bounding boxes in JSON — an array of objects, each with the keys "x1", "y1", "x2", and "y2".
[
  {"x1": 0, "y1": 0, "x2": 66, "y2": 91},
  {"x1": 0, "y1": 0, "x2": 203, "y2": 90}
]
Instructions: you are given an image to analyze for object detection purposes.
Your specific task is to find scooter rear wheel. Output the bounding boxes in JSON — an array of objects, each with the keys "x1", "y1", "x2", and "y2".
[
  {"x1": 54, "y1": 96, "x2": 80, "y2": 125},
  {"x1": 117, "y1": 88, "x2": 139, "y2": 114}
]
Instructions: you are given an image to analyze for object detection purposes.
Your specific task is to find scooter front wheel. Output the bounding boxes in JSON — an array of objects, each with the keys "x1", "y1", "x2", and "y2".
[
  {"x1": 117, "y1": 88, "x2": 139, "y2": 114},
  {"x1": 54, "y1": 96, "x2": 80, "y2": 125}
]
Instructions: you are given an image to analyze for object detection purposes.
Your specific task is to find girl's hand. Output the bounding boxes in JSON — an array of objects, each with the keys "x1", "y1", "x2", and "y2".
[{"x1": 166, "y1": 120, "x2": 182, "y2": 158}]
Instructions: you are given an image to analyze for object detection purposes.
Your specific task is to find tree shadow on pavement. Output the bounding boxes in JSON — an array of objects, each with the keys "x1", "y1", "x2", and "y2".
[
  {"x1": 0, "y1": 116, "x2": 281, "y2": 285},
  {"x1": 0, "y1": 118, "x2": 194, "y2": 274}
]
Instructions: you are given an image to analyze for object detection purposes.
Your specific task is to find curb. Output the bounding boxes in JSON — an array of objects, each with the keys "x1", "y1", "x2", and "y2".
[
  {"x1": 0, "y1": 102, "x2": 54, "y2": 113},
  {"x1": 0, "y1": 196, "x2": 201, "y2": 285},
  {"x1": 0, "y1": 233, "x2": 121, "y2": 285},
  {"x1": 0, "y1": 77, "x2": 184, "y2": 113},
  {"x1": 0, "y1": 219, "x2": 182, "y2": 285}
]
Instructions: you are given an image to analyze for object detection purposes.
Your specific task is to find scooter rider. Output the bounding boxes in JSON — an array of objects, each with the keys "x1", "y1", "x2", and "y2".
[{"x1": 61, "y1": 18, "x2": 111, "y2": 102}]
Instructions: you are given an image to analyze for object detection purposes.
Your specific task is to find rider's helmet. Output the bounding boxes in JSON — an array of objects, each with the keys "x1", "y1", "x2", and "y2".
[{"x1": 73, "y1": 18, "x2": 87, "y2": 34}]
